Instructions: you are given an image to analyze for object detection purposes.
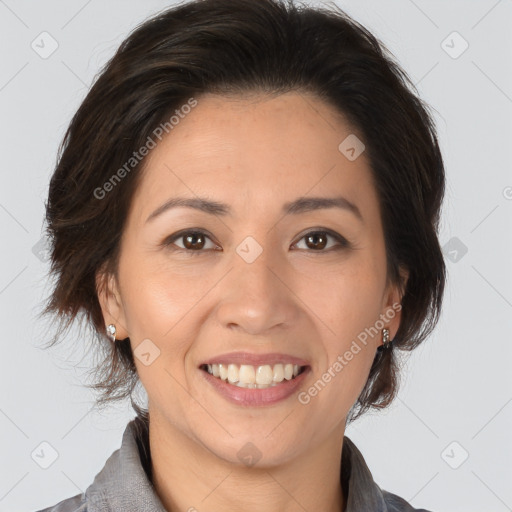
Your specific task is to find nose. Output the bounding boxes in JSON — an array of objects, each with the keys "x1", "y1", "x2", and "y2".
[{"x1": 215, "y1": 241, "x2": 300, "y2": 337}]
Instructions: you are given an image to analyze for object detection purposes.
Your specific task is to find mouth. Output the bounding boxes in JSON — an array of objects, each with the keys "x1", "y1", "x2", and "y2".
[{"x1": 199, "y1": 363, "x2": 309, "y2": 389}]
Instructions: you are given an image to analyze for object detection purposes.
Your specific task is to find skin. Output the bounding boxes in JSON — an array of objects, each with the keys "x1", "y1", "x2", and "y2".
[{"x1": 97, "y1": 91, "x2": 408, "y2": 512}]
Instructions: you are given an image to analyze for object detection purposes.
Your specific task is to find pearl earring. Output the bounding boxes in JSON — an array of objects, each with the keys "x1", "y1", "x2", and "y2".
[{"x1": 107, "y1": 324, "x2": 117, "y2": 342}]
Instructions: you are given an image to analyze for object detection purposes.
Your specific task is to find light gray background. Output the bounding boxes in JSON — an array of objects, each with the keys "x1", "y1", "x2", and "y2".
[{"x1": 1, "y1": 1, "x2": 511, "y2": 511}]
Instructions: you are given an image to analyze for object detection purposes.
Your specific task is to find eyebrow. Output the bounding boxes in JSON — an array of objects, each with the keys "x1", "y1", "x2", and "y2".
[{"x1": 145, "y1": 195, "x2": 363, "y2": 224}]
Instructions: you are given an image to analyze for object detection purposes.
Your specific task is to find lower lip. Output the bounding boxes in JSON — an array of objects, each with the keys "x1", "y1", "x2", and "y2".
[{"x1": 200, "y1": 367, "x2": 310, "y2": 406}]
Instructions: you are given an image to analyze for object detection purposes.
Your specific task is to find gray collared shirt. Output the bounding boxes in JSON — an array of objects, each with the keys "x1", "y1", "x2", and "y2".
[{"x1": 35, "y1": 416, "x2": 433, "y2": 512}]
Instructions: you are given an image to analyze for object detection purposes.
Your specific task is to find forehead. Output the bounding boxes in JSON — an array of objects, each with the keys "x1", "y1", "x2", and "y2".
[{"x1": 129, "y1": 92, "x2": 378, "y2": 224}]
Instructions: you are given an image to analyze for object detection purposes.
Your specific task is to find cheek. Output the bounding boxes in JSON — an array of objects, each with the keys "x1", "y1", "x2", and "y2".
[
  {"x1": 317, "y1": 261, "x2": 383, "y2": 398},
  {"x1": 121, "y1": 262, "x2": 198, "y2": 410},
  {"x1": 318, "y1": 330, "x2": 376, "y2": 420},
  {"x1": 119, "y1": 252, "x2": 206, "y2": 338},
  {"x1": 116, "y1": 258, "x2": 204, "y2": 399},
  {"x1": 313, "y1": 255, "x2": 384, "y2": 335}
]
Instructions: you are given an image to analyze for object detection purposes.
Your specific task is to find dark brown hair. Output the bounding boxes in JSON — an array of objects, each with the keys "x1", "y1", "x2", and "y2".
[{"x1": 39, "y1": 0, "x2": 446, "y2": 424}]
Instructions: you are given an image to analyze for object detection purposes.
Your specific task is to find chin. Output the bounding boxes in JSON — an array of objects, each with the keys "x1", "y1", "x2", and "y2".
[{"x1": 202, "y1": 433, "x2": 303, "y2": 470}]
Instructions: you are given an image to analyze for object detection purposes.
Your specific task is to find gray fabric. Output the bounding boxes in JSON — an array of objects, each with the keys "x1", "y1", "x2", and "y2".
[{"x1": 34, "y1": 417, "x2": 433, "y2": 512}]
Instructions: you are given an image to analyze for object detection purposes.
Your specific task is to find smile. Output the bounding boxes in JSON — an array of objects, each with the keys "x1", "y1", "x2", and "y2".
[{"x1": 200, "y1": 363, "x2": 307, "y2": 389}]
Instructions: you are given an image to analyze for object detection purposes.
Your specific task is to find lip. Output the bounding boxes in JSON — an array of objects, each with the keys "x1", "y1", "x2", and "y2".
[
  {"x1": 199, "y1": 352, "x2": 309, "y2": 367},
  {"x1": 200, "y1": 365, "x2": 311, "y2": 406}
]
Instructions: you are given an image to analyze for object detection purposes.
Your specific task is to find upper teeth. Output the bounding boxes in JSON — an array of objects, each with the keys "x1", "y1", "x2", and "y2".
[{"x1": 206, "y1": 363, "x2": 301, "y2": 388}]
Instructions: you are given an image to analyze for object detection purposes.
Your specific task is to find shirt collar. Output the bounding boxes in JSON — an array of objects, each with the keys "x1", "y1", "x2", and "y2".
[
  {"x1": 84, "y1": 416, "x2": 389, "y2": 512},
  {"x1": 85, "y1": 416, "x2": 166, "y2": 511}
]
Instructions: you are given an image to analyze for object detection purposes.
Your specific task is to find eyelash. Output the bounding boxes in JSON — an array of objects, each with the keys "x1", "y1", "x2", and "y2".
[{"x1": 163, "y1": 228, "x2": 351, "y2": 256}]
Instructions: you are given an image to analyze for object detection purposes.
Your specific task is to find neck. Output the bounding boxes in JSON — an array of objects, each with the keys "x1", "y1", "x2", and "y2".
[{"x1": 148, "y1": 411, "x2": 346, "y2": 512}]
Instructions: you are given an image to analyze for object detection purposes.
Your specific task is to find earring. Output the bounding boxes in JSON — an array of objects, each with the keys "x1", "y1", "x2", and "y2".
[
  {"x1": 382, "y1": 328, "x2": 391, "y2": 349},
  {"x1": 107, "y1": 324, "x2": 117, "y2": 342}
]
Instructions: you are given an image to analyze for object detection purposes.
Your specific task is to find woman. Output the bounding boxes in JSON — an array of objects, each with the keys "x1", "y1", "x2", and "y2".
[{"x1": 36, "y1": 0, "x2": 445, "y2": 510}]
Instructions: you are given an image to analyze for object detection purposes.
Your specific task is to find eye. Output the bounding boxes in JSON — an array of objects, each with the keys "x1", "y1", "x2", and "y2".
[
  {"x1": 164, "y1": 229, "x2": 219, "y2": 254},
  {"x1": 163, "y1": 228, "x2": 350, "y2": 255},
  {"x1": 292, "y1": 229, "x2": 350, "y2": 252}
]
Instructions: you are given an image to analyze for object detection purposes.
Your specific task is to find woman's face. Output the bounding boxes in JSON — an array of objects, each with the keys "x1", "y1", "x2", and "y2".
[{"x1": 98, "y1": 92, "x2": 405, "y2": 466}]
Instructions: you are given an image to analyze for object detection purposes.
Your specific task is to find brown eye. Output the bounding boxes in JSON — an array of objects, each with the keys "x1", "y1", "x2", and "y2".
[
  {"x1": 182, "y1": 232, "x2": 206, "y2": 250},
  {"x1": 304, "y1": 232, "x2": 328, "y2": 250},
  {"x1": 293, "y1": 229, "x2": 350, "y2": 252},
  {"x1": 165, "y1": 230, "x2": 218, "y2": 254},
  {"x1": 164, "y1": 228, "x2": 350, "y2": 255}
]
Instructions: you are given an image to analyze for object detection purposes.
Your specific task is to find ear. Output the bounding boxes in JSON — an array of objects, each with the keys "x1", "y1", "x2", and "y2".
[
  {"x1": 95, "y1": 266, "x2": 130, "y2": 340},
  {"x1": 380, "y1": 265, "x2": 409, "y2": 344}
]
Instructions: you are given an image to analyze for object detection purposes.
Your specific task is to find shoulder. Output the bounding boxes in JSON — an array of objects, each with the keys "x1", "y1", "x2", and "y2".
[
  {"x1": 382, "y1": 488, "x2": 434, "y2": 512},
  {"x1": 33, "y1": 492, "x2": 87, "y2": 512},
  {"x1": 342, "y1": 435, "x2": 434, "y2": 512}
]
